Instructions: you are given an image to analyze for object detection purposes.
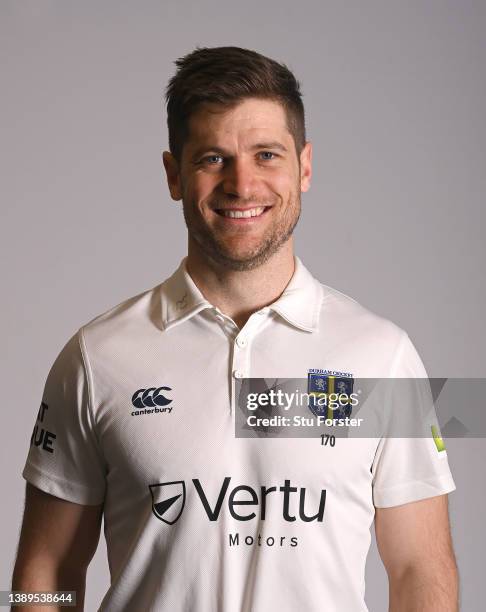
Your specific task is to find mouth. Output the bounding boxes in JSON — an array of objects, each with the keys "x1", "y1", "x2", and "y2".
[{"x1": 214, "y1": 206, "x2": 271, "y2": 219}]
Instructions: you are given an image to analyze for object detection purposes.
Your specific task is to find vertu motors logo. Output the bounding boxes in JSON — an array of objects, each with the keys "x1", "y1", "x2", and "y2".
[{"x1": 149, "y1": 477, "x2": 327, "y2": 525}]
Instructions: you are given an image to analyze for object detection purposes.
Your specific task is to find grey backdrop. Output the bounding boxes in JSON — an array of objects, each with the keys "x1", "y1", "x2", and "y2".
[{"x1": 2, "y1": 1, "x2": 485, "y2": 610}]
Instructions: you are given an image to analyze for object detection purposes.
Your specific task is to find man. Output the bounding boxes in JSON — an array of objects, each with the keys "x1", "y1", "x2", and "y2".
[{"x1": 12, "y1": 47, "x2": 458, "y2": 611}]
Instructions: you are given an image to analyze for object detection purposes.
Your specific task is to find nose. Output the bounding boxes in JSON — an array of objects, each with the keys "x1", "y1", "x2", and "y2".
[{"x1": 221, "y1": 157, "x2": 256, "y2": 199}]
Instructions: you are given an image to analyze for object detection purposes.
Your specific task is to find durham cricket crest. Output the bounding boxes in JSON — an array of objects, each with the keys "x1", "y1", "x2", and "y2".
[{"x1": 307, "y1": 369, "x2": 354, "y2": 420}]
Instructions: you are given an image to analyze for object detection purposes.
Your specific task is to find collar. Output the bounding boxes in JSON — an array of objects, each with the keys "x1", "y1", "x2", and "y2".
[
  {"x1": 267, "y1": 256, "x2": 323, "y2": 332},
  {"x1": 160, "y1": 256, "x2": 323, "y2": 333}
]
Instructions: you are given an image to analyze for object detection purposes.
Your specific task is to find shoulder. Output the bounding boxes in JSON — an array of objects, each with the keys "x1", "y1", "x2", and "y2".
[
  {"x1": 77, "y1": 282, "x2": 165, "y2": 357},
  {"x1": 316, "y1": 282, "x2": 416, "y2": 376},
  {"x1": 319, "y1": 281, "x2": 403, "y2": 339}
]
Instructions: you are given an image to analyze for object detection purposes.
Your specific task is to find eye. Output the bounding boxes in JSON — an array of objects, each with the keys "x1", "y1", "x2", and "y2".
[
  {"x1": 259, "y1": 151, "x2": 277, "y2": 161},
  {"x1": 202, "y1": 154, "x2": 224, "y2": 165}
]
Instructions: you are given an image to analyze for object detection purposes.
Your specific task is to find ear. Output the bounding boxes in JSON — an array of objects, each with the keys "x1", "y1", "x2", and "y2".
[
  {"x1": 162, "y1": 151, "x2": 182, "y2": 201},
  {"x1": 300, "y1": 141, "x2": 312, "y2": 193}
]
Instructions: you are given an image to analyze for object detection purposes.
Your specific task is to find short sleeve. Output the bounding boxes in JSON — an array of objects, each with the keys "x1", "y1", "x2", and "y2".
[
  {"x1": 22, "y1": 329, "x2": 106, "y2": 505},
  {"x1": 371, "y1": 332, "x2": 456, "y2": 508}
]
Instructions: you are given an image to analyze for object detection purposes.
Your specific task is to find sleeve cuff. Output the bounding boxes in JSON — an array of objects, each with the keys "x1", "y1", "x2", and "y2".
[
  {"x1": 373, "y1": 472, "x2": 456, "y2": 508},
  {"x1": 22, "y1": 461, "x2": 105, "y2": 506}
]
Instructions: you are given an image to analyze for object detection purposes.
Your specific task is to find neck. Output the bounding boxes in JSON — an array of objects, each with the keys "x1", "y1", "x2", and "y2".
[{"x1": 185, "y1": 239, "x2": 296, "y2": 329}]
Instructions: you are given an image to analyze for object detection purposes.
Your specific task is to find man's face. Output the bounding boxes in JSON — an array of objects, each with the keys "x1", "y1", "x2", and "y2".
[{"x1": 164, "y1": 98, "x2": 312, "y2": 271}]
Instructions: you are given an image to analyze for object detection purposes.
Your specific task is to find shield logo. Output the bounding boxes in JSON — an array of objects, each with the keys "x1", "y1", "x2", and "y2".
[
  {"x1": 308, "y1": 372, "x2": 354, "y2": 420},
  {"x1": 149, "y1": 481, "x2": 186, "y2": 525}
]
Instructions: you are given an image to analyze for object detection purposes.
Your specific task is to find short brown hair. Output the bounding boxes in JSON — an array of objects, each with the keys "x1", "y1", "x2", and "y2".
[{"x1": 165, "y1": 46, "x2": 306, "y2": 162}]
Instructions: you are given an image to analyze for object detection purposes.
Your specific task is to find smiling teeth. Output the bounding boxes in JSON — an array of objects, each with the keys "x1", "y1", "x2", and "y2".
[{"x1": 220, "y1": 207, "x2": 265, "y2": 218}]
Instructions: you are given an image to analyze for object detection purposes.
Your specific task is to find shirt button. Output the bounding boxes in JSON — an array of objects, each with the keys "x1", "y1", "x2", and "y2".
[
  {"x1": 233, "y1": 370, "x2": 245, "y2": 379},
  {"x1": 236, "y1": 336, "x2": 247, "y2": 348}
]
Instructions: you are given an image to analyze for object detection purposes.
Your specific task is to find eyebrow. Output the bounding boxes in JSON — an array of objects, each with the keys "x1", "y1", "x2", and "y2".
[
  {"x1": 190, "y1": 141, "x2": 288, "y2": 161},
  {"x1": 251, "y1": 141, "x2": 288, "y2": 153}
]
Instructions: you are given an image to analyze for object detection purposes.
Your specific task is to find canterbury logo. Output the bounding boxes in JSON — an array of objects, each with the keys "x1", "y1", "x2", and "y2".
[{"x1": 132, "y1": 387, "x2": 172, "y2": 408}]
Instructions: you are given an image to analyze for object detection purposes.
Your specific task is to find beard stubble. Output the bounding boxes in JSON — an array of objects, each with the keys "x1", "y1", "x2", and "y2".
[{"x1": 182, "y1": 188, "x2": 301, "y2": 271}]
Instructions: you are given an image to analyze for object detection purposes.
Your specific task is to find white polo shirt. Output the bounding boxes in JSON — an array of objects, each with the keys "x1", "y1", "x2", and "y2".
[{"x1": 22, "y1": 256, "x2": 455, "y2": 612}]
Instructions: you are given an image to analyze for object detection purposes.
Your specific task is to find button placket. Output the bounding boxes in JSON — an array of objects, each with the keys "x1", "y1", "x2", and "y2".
[
  {"x1": 229, "y1": 309, "x2": 269, "y2": 416},
  {"x1": 230, "y1": 333, "x2": 250, "y2": 418},
  {"x1": 232, "y1": 337, "x2": 248, "y2": 380}
]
